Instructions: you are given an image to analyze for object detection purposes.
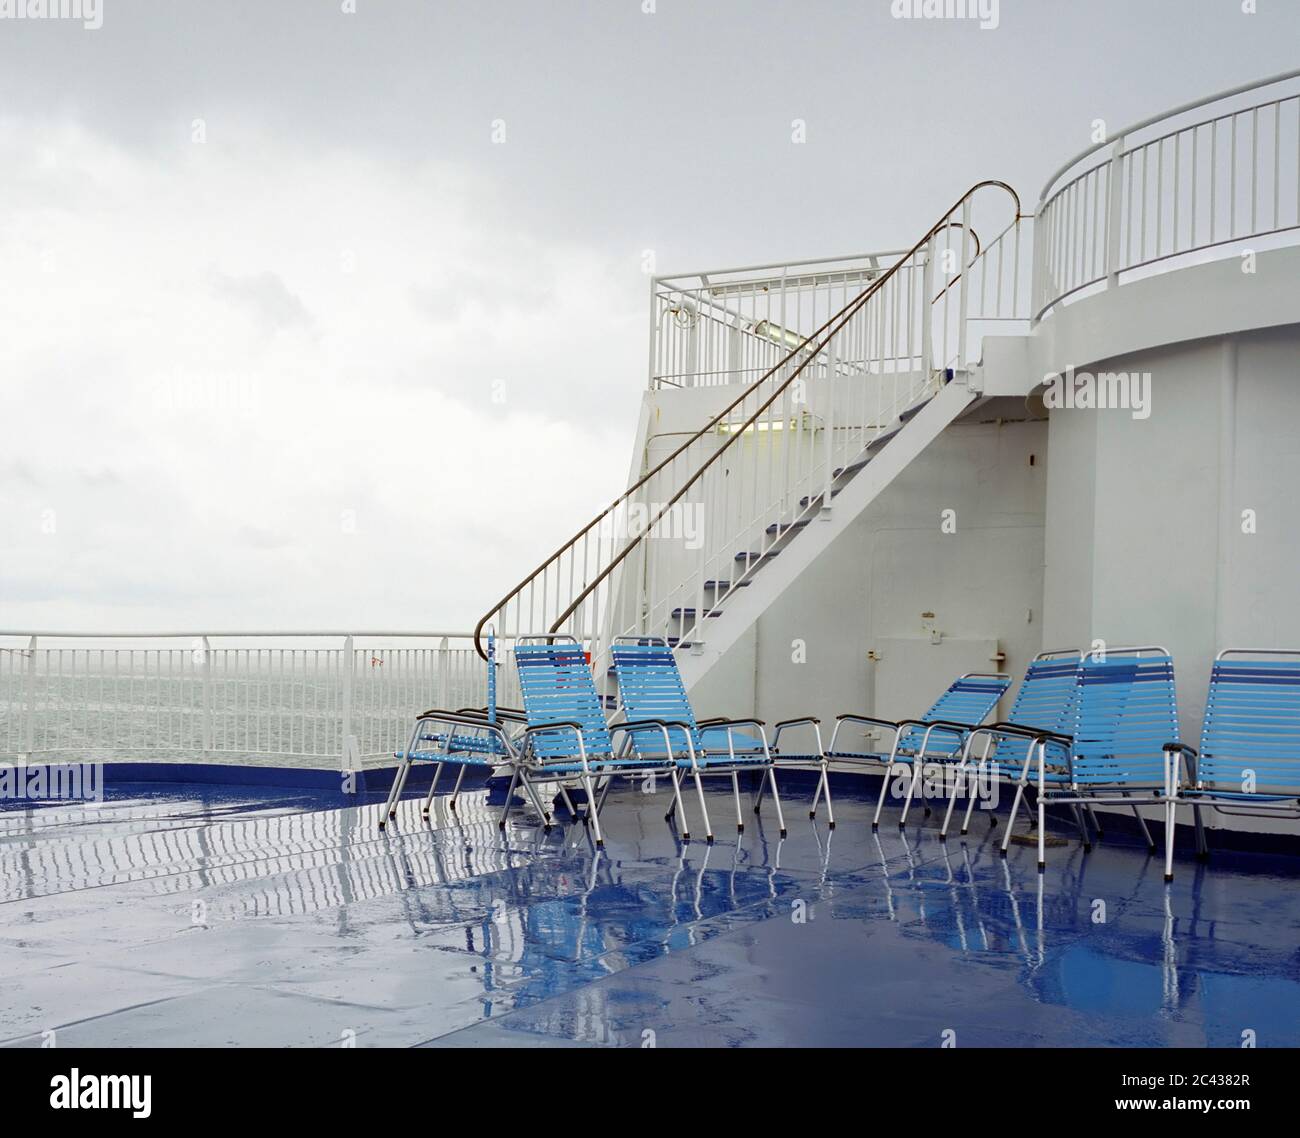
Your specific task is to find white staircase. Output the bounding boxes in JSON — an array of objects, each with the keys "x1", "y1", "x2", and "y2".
[
  {"x1": 474, "y1": 182, "x2": 1030, "y2": 693},
  {"x1": 674, "y1": 377, "x2": 981, "y2": 690}
]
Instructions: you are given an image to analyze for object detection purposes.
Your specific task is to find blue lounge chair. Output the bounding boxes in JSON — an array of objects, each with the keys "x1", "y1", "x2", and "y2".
[
  {"x1": 1026, "y1": 646, "x2": 1178, "y2": 870},
  {"x1": 1163, "y1": 649, "x2": 1300, "y2": 881},
  {"x1": 383, "y1": 630, "x2": 520, "y2": 828},
  {"x1": 509, "y1": 638, "x2": 691, "y2": 846},
  {"x1": 826, "y1": 672, "x2": 1012, "y2": 830},
  {"x1": 389, "y1": 637, "x2": 682, "y2": 844},
  {"x1": 938, "y1": 650, "x2": 1082, "y2": 843},
  {"x1": 609, "y1": 638, "x2": 787, "y2": 843}
]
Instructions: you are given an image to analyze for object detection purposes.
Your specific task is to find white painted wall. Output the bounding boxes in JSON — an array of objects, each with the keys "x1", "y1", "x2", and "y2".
[
  {"x1": 688, "y1": 415, "x2": 1049, "y2": 727},
  {"x1": 1042, "y1": 324, "x2": 1300, "y2": 744}
]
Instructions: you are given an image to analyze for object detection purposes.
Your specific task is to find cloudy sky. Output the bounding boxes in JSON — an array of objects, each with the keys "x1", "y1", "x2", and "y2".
[{"x1": 1, "y1": 0, "x2": 1296, "y2": 632}]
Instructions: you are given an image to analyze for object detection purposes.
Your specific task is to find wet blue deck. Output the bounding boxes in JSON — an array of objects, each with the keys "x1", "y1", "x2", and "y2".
[{"x1": 2, "y1": 774, "x2": 1298, "y2": 1047}]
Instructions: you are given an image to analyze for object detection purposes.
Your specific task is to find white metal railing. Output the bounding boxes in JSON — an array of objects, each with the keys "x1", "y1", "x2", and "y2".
[
  {"x1": 649, "y1": 251, "x2": 904, "y2": 390},
  {"x1": 1034, "y1": 68, "x2": 1300, "y2": 321},
  {"x1": 477, "y1": 183, "x2": 1026, "y2": 678},
  {"x1": 0, "y1": 632, "x2": 506, "y2": 766}
]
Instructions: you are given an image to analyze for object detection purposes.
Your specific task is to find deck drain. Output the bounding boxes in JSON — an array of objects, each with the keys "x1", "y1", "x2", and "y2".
[{"x1": 1009, "y1": 831, "x2": 1069, "y2": 847}]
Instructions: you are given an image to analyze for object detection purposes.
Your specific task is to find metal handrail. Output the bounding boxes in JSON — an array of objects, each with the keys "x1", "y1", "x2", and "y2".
[
  {"x1": 1036, "y1": 66, "x2": 1300, "y2": 207},
  {"x1": 473, "y1": 180, "x2": 1021, "y2": 660}
]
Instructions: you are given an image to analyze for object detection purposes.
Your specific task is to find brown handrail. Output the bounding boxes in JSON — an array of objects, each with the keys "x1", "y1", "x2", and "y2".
[{"x1": 474, "y1": 181, "x2": 1021, "y2": 658}]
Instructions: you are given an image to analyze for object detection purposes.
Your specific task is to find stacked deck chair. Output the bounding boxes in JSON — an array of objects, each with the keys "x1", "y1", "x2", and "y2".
[
  {"x1": 1025, "y1": 646, "x2": 1179, "y2": 871},
  {"x1": 508, "y1": 637, "x2": 687, "y2": 846},
  {"x1": 383, "y1": 630, "x2": 522, "y2": 829},
  {"x1": 610, "y1": 638, "x2": 787, "y2": 843},
  {"x1": 938, "y1": 650, "x2": 1082, "y2": 845},
  {"x1": 1163, "y1": 649, "x2": 1300, "y2": 881},
  {"x1": 388, "y1": 636, "x2": 680, "y2": 844},
  {"x1": 826, "y1": 673, "x2": 1012, "y2": 831}
]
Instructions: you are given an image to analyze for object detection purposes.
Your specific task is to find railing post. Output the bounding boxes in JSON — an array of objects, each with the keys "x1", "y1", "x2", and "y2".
[
  {"x1": 200, "y1": 635, "x2": 212, "y2": 756},
  {"x1": 438, "y1": 636, "x2": 449, "y2": 708},
  {"x1": 341, "y1": 634, "x2": 355, "y2": 766},
  {"x1": 646, "y1": 275, "x2": 658, "y2": 388},
  {"x1": 921, "y1": 237, "x2": 935, "y2": 378},
  {"x1": 957, "y1": 198, "x2": 972, "y2": 371},
  {"x1": 23, "y1": 635, "x2": 36, "y2": 758},
  {"x1": 821, "y1": 351, "x2": 834, "y2": 517},
  {"x1": 1105, "y1": 135, "x2": 1126, "y2": 288}
]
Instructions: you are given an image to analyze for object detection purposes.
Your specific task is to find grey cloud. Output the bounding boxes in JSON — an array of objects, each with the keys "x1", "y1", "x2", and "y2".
[{"x1": 206, "y1": 269, "x2": 314, "y2": 335}]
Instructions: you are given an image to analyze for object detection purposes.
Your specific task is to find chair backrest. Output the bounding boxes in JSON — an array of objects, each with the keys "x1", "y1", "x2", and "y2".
[
  {"x1": 987, "y1": 651, "x2": 1082, "y2": 774},
  {"x1": 514, "y1": 640, "x2": 613, "y2": 759},
  {"x1": 897, "y1": 673, "x2": 1012, "y2": 756},
  {"x1": 1198, "y1": 650, "x2": 1300, "y2": 793},
  {"x1": 1069, "y1": 648, "x2": 1178, "y2": 787},
  {"x1": 609, "y1": 640, "x2": 700, "y2": 754}
]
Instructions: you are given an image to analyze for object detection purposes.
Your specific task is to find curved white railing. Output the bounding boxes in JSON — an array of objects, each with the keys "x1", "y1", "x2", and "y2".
[
  {"x1": 1034, "y1": 68, "x2": 1300, "y2": 321},
  {"x1": 0, "y1": 631, "x2": 501, "y2": 765}
]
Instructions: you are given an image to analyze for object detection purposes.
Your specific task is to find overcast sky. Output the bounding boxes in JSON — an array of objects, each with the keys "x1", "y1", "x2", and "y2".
[{"x1": 2, "y1": 0, "x2": 1297, "y2": 632}]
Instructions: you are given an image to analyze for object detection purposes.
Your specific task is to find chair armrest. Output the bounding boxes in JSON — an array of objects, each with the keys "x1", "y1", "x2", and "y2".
[
  {"x1": 1163, "y1": 741, "x2": 1198, "y2": 757},
  {"x1": 612, "y1": 718, "x2": 694, "y2": 735},
  {"x1": 410, "y1": 711, "x2": 517, "y2": 752},
  {"x1": 835, "y1": 713, "x2": 901, "y2": 730},
  {"x1": 772, "y1": 716, "x2": 821, "y2": 749},
  {"x1": 610, "y1": 719, "x2": 697, "y2": 764}
]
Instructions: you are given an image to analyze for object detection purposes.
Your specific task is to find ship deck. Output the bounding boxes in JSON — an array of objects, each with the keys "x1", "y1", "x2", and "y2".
[{"x1": 2, "y1": 772, "x2": 1298, "y2": 1048}]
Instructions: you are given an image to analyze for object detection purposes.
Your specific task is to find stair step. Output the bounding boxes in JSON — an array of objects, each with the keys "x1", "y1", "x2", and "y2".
[
  {"x1": 703, "y1": 580, "x2": 751, "y2": 590},
  {"x1": 899, "y1": 398, "x2": 930, "y2": 423},
  {"x1": 670, "y1": 608, "x2": 721, "y2": 618},
  {"x1": 798, "y1": 488, "x2": 843, "y2": 509},
  {"x1": 735, "y1": 550, "x2": 779, "y2": 563},
  {"x1": 765, "y1": 520, "x2": 810, "y2": 536}
]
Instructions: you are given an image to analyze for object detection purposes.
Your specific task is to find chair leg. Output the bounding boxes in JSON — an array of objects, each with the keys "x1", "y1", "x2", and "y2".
[
  {"x1": 820, "y1": 762, "x2": 835, "y2": 829},
  {"x1": 961, "y1": 762, "x2": 985, "y2": 836},
  {"x1": 448, "y1": 763, "x2": 468, "y2": 812},
  {"x1": 768, "y1": 766, "x2": 787, "y2": 838},
  {"x1": 810, "y1": 768, "x2": 824, "y2": 820},
  {"x1": 668, "y1": 768, "x2": 691, "y2": 841},
  {"x1": 519, "y1": 772, "x2": 552, "y2": 830},
  {"x1": 1130, "y1": 803, "x2": 1155, "y2": 852},
  {"x1": 581, "y1": 772, "x2": 604, "y2": 847},
  {"x1": 1086, "y1": 805, "x2": 1103, "y2": 839},
  {"x1": 939, "y1": 761, "x2": 965, "y2": 839},
  {"x1": 1000, "y1": 780, "x2": 1026, "y2": 855},
  {"x1": 498, "y1": 767, "x2": 520, "y2": 830},
  {"x1": 731, "y1": 771, "x2": 744, "y2": 833},
  {"x1": 558, "y1": 785, "x2": 579, "y2": 819},
  {"x1": 380, "y1": 758, "x2": 411, "y2": 827},
  {"x1": 1071, "y1": 804, "x2": 1091, "y2": 851},
  {"x1": 1164, "y1": 798, "x2": 1176, "y2": 882},
  {"x1": 872, "y1": 761, "x2": 897, "y2": 831},
  {"x1": 898, "y1": 760, "x2": 925, "y2": 829},
  {"x1": 692, "y1": 768, "x2": 713, "y2": 843},
  {"x1": 420, "y1": 762, "x2": 443, "y2": 818},
  {"x1": 1037, "y1": 794, "x2": 1046, "y2": 872},
  {"x1": 1193, "y1": 804, "x2": 1208, "y2": 860}
]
